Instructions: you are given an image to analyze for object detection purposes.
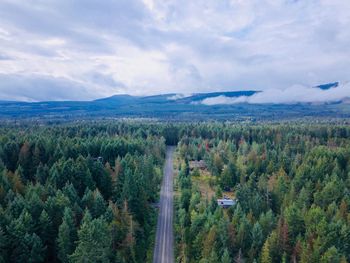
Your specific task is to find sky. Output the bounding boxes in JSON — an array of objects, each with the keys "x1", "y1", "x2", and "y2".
[{"x1": 0, "y1": 0, "x2": 350, "y2": 102}]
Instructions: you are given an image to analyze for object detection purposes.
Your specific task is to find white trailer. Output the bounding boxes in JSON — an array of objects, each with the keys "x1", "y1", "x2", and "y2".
[{"x1": 217, "y1": 198, "x2": 236, "y2": 208}]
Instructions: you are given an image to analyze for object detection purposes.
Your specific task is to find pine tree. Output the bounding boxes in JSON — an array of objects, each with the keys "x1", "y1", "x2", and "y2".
[
  {"x1": 26, "y1": 233, "x2": 46, "y2": 263},
  {"x1": 222, "y1": 248, "x2": 231, "y2": 263},
  {"x1": 18, "y1": 142, "x2": 32, "y2": 181},
  {"x1": 14, "y1": 166, "x2": 25, "y2": 193},
  {"x1": 81, "y1": 188, "x2": 94, "y2": 210},
  {"x1": 57, "y1": 208, "x2": 76, "y2": 263},
  {"x1": 261, "y1": 239, "x2": 272, "y2": 263},
  {"x1": 2, "y1": 141, "x2": 19, "y2": 172},
  {"x1": 0, "y1": 227, "x2": 8, "y2": 263},
  {"x1": 251, "y1": 222, "x2": 263, "y2": 250},
  {"x1": 34, "y1": 163, "x2": 48, "y2": 185},
  {"x1": 320, "y1": 246, "x2": 341, "y2": 263},
  {"x1": 208, "y1": 249, "x2": 219, "y2": 263},
  {"x1": 37, "y1": 210, "x2": 53, "y2": 261},
  {"x1": 91, "y1": 189, "x2": 106, "y2": 218},
  {"x1": 70, "y1": 212, "x2": 111, "y2": 263}
]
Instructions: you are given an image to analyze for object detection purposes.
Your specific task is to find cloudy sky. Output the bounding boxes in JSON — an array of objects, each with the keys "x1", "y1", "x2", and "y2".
[{"x1": 0, "y1": 0, "x2": 349, "y2": 101}]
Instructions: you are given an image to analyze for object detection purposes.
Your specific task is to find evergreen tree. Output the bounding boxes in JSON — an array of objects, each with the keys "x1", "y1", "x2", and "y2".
[
  {"x1": 18, "y1": 142, "x2": 33, "y2": 181},
  {"x1": 222, "y1": 248, "x2": 231, "y2": 263},
  {"x1": 91, "y1": 189, "x2": 106, "y2": 218},
  {"x1": 0, "y1": 227, "x2": 8, "y2": 263},
  {"x1": 70, "y1": 212, "x2": 111, "y2": 263},
  {"x1": 26, "y1": 233, "x2": 46, "y2": 263},
  {"x1": 261, "y1": 239, "x2": 272, "y2": 263},
  {"x1": 57, "y1": 207, "x2": 76, "y2": 263},
  {"x1": 320, "y1": 246, "x2": 341, "y2": 263},
  {"x1": 37, "y1": 210, "x2": 54, "y2": 261}
]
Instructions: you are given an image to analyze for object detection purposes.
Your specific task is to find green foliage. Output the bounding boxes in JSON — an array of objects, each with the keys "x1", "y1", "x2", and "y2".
[
  {"x1": 26, "y1": 233, "x2": 46, "y2": 263},
  {"x1": 1, "y1": 122, "x2": 350, "y2": 262},
  {"x1": 221, "y1": 249, "x2": 231, "y2": 263},
  {"x1": 0, "y1": 122, "x2": 166, "y2": 263},
  {"x1": 57, "y1": 208, "x2": 76, "y2": 263},
  {"x1": 261, "y1": 239, "x2": 272, "y2": 263},
  {"x1": 174, "y1": 124, "x2": 350, "y2": 263},
  {"x1": 70, "y1": 212, "x2": 111, "y2": 263}
]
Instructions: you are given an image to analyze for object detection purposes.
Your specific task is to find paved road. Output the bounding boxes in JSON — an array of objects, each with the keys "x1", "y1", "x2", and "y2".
[{"x1": 153, "y1": 146, "x2": 175, "y2": 263}]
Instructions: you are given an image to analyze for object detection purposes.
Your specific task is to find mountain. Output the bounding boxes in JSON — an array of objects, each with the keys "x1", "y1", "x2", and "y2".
[
  {"x1": 315, "y1": 82, "x2": 339, "y2": 90},
  {"x1": 94, "y1": 91, "x2": 258, "y2": 105},
  {"x1": 0, "y1": 87, "x2": 349, "y2": 121}
]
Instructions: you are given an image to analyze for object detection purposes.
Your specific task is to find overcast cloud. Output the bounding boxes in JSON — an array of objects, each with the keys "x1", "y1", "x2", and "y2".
[
  {"x1": 0, "y1": 0, "x2": 349, "y2": 101},
  {"x1": 201, "y1": 82, "x2": 350, "y2": 105}
]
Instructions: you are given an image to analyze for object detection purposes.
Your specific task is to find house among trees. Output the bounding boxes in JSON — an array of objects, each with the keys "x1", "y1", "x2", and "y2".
[
  {"x1": 189, "y1": 160, "x2": 207, "y2": 170},
  {"x1": 217, "y1": 197, "x2": 236, "y2": 208}
]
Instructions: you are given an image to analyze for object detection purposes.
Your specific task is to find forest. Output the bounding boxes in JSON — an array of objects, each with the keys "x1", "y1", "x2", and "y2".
[
  {"x1": 0, "y1": 122, "x2": 350, "y2": 262},
  {"x1": 174, "y1": 124, "x2": 350, "y2": 263},
  {"x1": 0, "y1": 122, "x2": 167, "y2": 263}
]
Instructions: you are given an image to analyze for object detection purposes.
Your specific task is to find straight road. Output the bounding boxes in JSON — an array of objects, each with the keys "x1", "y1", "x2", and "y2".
[{"x1": 153, "y1": 146, "x2": 175, "y2": 263}]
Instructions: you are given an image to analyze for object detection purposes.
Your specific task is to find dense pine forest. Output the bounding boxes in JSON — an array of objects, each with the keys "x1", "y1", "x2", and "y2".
[
  {"x1": 1, "y1": 122, "x2": 350, "y2": 262},
  {"x1": 174, "y1": 124, "x2": 350, "y2": 263},
  {"x1": 0, "y1": 123, "x2": 167, "y2": 263}
]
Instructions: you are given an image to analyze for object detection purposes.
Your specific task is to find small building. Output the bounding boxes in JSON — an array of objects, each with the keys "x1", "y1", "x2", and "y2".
[
  {"x1": 217, "y1": 198, "x2": 236, "y2": 208},
  {"x1": 189, "y1": 160, "x2": 207, "y2": 170}
]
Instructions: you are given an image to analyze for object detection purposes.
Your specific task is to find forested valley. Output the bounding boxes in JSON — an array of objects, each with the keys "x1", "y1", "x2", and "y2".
[{"x1": 0, "y1": 122, "x2": 350, "y2": 263}]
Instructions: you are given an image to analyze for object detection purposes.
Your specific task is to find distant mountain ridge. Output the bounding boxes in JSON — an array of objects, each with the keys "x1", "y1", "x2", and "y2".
[
  {"x1": 315, "y1": 82, "x2": 339, "y2": 90},
  {"x1": 94, "y1": 90, "x2": 258, "y2": 105},
  {"x1": 0, "y1": 83, "x2": 348, "y2": 121}
]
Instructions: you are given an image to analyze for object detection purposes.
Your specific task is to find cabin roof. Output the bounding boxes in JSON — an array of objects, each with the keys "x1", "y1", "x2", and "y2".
[{"x1": 189, "y1": 160, "x2": 207, "y2": 169}]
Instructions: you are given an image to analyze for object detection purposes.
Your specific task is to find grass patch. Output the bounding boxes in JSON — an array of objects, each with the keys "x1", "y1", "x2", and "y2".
[{"x1": 191, "y1": 170, "x2": 216, "y2": 200}]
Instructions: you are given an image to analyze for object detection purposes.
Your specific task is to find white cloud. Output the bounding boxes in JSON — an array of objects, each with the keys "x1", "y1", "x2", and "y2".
[
  {"x1": 201, "y1": 83, "x2": 350, "y2": 105},
  {"x1": 167, "y1": 93, "x2": 193, "y2": 100},
  {"x1": 201, "y1": 95, "x2": 250, "y2": 105},
  {"x1": 0, "y1": 0, "x2": 349, "y2": 100}
]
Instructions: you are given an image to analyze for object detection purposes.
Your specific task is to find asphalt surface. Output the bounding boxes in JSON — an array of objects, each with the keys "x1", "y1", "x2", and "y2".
[{"x1": 153, "y1": 146, "x2": 175, "y2": 263}]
